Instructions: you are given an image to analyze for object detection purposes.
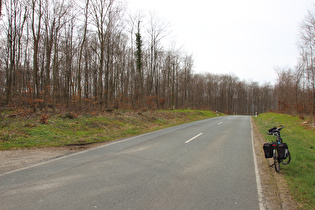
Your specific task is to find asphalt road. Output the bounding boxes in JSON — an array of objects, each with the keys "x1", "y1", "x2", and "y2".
[{"x1": 0, "y1": 116, "x2": 260, "y2": 210}]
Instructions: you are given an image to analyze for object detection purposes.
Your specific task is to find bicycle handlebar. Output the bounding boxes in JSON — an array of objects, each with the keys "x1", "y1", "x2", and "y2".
[
  {"x1": 278, "y1": 125, "x2": 285, "y2": 129},
  {"x1": 267, "y1": 125, "x2": 284, "y2": 135}
]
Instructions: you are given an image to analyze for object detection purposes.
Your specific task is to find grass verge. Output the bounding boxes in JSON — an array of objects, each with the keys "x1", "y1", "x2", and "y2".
[
  {"x1": 254, "y1": 113, "x2": 315, "y2": 209},
  {"x1": 0, "y1": 109, "x2": 221, "y2": 150}
]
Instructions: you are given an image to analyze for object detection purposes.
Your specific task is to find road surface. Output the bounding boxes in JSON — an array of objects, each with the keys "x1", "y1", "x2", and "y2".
[{"x1": 0, "y1": 116, "x2": 260, "y2": 209}]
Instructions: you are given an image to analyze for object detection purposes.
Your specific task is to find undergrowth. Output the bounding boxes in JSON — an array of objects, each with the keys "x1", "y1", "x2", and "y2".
[{"x1": 0, "y1": 109, "x2": 221, "y2": 150}]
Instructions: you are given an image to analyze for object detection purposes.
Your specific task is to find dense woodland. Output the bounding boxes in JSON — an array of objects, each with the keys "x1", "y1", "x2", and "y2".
[{"x1": 0, "y1": 0, "x2": 314, "y2": 115}]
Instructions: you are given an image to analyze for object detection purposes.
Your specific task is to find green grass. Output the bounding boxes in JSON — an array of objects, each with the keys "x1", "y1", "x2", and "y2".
[
  {"x1": 254, "y1": 113, "x2": 315, "y2": 209},
  {"x1": 0, "y1": 109, "x2": 221, "y2": 150}
]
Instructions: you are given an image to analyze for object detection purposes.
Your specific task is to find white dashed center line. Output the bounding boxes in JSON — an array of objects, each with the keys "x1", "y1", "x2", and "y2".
[{"x1": 185, "y1": 133, "x2": 203, "y2": 144}]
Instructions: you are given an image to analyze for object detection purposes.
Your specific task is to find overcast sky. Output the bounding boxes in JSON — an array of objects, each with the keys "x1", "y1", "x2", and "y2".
[{"x1": 127, "y1": 0, "x2": 315, "y2": 84}]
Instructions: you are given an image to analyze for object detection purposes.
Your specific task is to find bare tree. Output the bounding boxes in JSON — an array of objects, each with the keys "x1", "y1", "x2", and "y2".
[
  {"x1": 43, "y1": 0, "x2": 70, "y2": 111},
  {"x1": 89, "y1": 0, "x2": 115, "y2": 109},
  {"x1": 182, "y1": 54, "x2": 193, "y2": 108},
  {"x1": 77, "y1": 0, "x2": 90, "y2": 110},
  {"x1": 31, "y1": 0, "x2": 43, "y2": 102},
  {"x1": 299, "y1": 9, "x2": 315, "y2": 114},
  {"x1": 4, "y1": 0, "x2": 27, "y2": 104},
  {"x1": 147, "y1": 13, "x2": 168, "y2": 94}
]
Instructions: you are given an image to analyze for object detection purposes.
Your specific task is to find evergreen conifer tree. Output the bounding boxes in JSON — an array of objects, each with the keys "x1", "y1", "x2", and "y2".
[{"x1": 135, "y1": 21, "x2": 143, "y2": 106}]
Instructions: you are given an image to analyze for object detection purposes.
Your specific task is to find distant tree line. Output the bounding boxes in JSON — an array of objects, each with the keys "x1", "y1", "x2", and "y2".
[{"x1": 0, "y1": 0, "x2": 314, "y2": 115}]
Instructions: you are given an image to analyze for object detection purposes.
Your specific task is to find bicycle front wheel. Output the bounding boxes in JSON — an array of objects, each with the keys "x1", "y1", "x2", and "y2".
[{"x1": 274, "y1": 149, "x2": 281, "y2": 172}]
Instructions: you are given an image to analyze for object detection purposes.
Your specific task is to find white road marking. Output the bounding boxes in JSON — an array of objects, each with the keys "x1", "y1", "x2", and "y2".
[
  {"x1": 218, "y1": 122, "x2": 223, "y2": 125},
  {"x1": 251, "y1": 120, "x2": 266, "y2": 210},
  {"x1": 185, "y1": 133, "x2": 203, "y2": 144}
]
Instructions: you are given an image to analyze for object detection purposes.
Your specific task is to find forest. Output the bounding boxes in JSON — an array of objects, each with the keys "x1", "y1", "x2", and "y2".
[{"x1": 0, "y1": 0, "x2": 314, "y2": 116}]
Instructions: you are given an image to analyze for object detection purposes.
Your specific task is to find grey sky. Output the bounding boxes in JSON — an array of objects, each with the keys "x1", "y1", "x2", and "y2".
[{"x1": 127, "y1": 0, "x2": 315, "y2": 84}]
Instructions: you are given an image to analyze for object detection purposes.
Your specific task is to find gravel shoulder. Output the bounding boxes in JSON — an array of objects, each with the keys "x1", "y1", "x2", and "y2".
[
  {"x1": 0, "y1": 144, "x2": 98, "y2": 174},
  {"x1": 0, "y1": 119, "x2": 299, "y2": 209}
]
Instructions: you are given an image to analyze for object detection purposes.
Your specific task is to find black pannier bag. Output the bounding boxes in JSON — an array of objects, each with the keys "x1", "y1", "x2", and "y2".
[
  {"x1": 277, "y1": 143, "x2": 288, "y2": 159},
  {"x1": 263, "y1": 143, "x2": 273, "y2": 158}
]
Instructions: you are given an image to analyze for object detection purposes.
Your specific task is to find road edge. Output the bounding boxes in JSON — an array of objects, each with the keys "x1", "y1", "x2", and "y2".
[{"x1": 251, "y1": 118, "x2": 267, "y2": 210}]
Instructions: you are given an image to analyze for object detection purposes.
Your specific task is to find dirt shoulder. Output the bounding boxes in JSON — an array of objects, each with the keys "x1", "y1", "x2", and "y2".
[
  {"x1": 0, "y1": 144, "x2": 100, "y2": 175},
  {"x1": 0, "y1": 118, "x2": 299, "y2": 209}
]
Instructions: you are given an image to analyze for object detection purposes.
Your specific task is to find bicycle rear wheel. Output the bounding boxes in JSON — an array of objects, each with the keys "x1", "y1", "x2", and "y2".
[
  {"x1": 282, "y1": 150, "x2": 291, "y2": 165},
  {"x1": 274, "y1": 149, "x2": 281, "y2": 172}
]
